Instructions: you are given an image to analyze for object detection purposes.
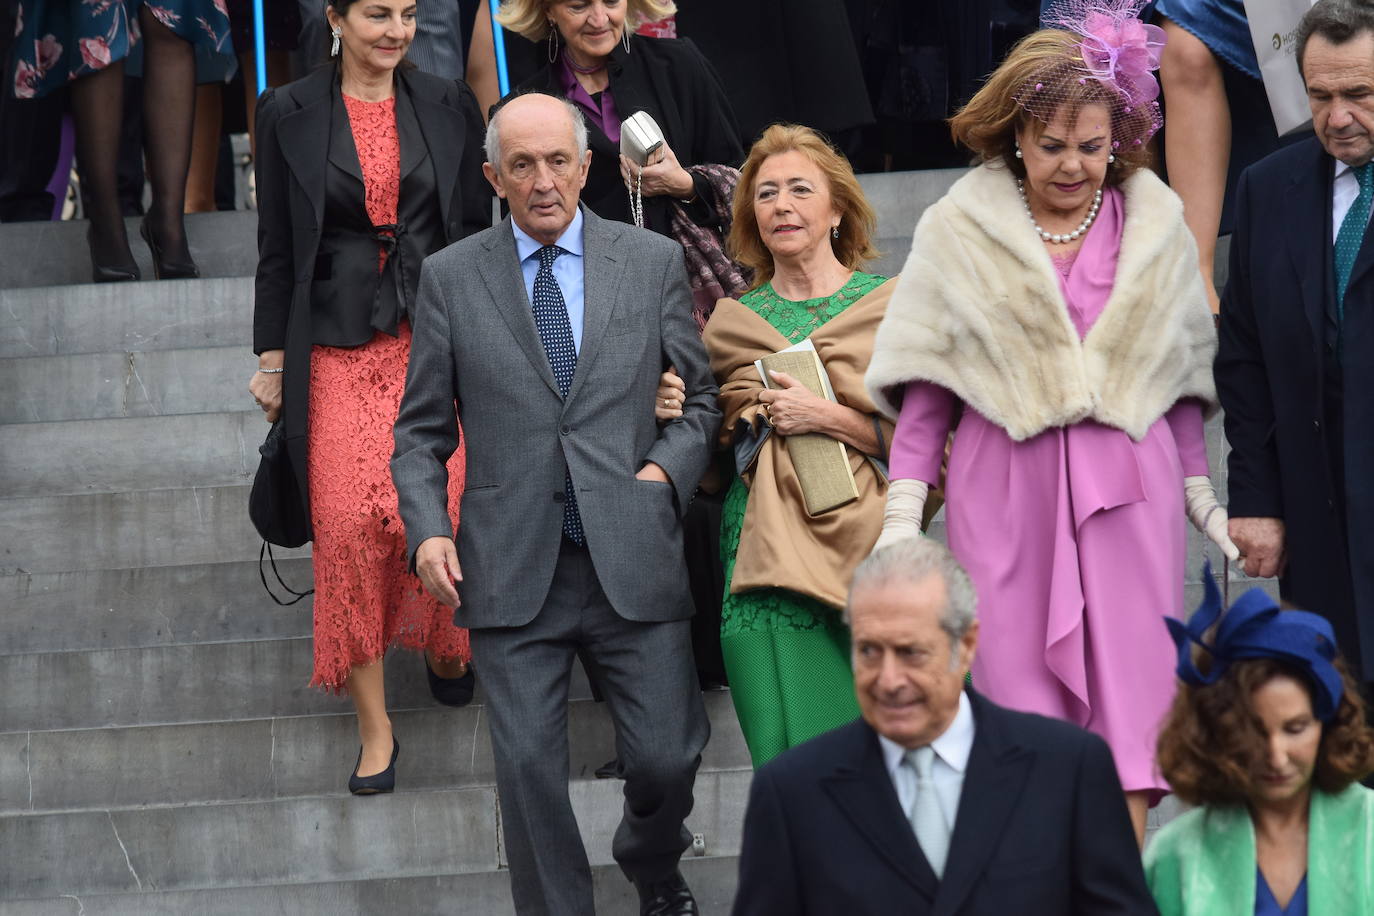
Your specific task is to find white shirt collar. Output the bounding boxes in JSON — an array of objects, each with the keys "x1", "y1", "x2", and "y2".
[
  {"x1": 512, "y1": 206, "x2": 585, "y2": 263},
  {"x1": 878, "y1": 690, "x2": 975, "y2": 779}
]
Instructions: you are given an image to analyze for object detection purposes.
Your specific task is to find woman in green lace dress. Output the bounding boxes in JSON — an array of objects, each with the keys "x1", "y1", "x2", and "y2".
[{"x1": 702, "y1": 125, "x2": 898, "y2": 767}]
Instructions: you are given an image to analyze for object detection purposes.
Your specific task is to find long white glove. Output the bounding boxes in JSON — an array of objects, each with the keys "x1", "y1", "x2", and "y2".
[
  {"x1": 1184, "y1": 476, "x2": 1240, "y2": 561},
  {"x1": 872, "y1": 479, "x2": 930, "y2": 553}
]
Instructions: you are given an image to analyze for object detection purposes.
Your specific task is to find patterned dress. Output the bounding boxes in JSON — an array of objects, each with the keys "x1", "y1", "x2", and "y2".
[
  {"x1": 306, "y1": 95, "x2": 470, "y2": 690},
  {"x1": 719, "y1": 271, "x2": 885, "y2": 767},
  {"x1": 12, "y1": 0, "x2": 232, "y2": 99}
]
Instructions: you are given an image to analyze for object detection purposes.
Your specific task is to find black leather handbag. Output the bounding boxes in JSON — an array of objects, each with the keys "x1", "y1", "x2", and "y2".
[{"x1": 249, "y1": 419, "x2": 312, "y2": 548}]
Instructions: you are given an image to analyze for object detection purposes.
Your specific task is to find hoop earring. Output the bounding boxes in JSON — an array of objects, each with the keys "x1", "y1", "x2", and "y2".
[
  {"x1": 622, "y1": 26, "x2": 631, "y2": 53},
  {"x1": 547, "y1": 22, "x2": 559, "y2": 63},
  {"x1": 330, "y1": 27, "x2": 342, "y2": 57}
]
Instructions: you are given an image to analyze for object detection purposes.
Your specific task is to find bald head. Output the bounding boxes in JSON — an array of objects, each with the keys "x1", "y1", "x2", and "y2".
[{"x1": 482, "y1": 93, "x2": 592, "y2": 245}]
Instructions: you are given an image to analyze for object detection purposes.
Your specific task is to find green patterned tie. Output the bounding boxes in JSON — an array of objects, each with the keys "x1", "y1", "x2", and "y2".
[{"x1": 1334, "y1": 160, "x2": 1374, "y2": 322}]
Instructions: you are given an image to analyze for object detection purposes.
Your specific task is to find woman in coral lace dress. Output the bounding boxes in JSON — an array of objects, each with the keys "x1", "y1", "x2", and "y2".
[{"x1": 249, "y1": 0, "x2": 492, "y2": 794}]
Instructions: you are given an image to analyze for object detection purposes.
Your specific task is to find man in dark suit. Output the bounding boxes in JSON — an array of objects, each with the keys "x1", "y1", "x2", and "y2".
[
  {"x1": 1217, "y1": 0, "x2": 1374, "y2": 685},
  {"x1": 732, "y1": 538, "x2": 1158, "y2": 915},
  {"x1": 391, "y1": 92, "x2": 720, "y2": 915}
]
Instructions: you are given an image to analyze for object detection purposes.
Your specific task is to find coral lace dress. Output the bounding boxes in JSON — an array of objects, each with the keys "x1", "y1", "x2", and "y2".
[{"x1": 306, "y1": 94, "x2": 469, "y2": 690}]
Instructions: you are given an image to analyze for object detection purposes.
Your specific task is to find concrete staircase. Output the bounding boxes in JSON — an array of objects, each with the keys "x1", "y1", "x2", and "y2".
[{"x1": 0, "y1": 168, "x2": 1265, "y2": 911}]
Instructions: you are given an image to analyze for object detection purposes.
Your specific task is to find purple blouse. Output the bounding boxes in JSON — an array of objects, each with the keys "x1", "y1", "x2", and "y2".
[{"x1": 557, "y1": 54, "x2": 621, "y2": 142}]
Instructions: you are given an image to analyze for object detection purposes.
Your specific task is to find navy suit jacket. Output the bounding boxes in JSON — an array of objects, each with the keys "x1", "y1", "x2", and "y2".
[
  {"x1": 1217, "y1": 136, "x2": 1374, "y2": 679},
  {"x1": 731, "y1": 690, "x2": 1158, "y2": 916}
]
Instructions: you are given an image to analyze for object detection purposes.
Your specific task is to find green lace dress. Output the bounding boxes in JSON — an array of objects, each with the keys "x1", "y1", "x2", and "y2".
[{"x1": 720, "y1": 272, "x2": 887, "y2": 768}]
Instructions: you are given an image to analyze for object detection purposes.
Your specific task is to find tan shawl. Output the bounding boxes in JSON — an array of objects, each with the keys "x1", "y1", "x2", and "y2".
[
  {"x1": 703, "y1": 278, "x2": 897, "y2": 610},
  {"x1": 865, "y1": 164, "x2": 1218, "y2": 440}
]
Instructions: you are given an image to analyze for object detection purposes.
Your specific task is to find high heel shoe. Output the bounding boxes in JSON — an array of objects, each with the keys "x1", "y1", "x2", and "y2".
[
  {"x1": 426, "y1": 659, "x2": 476, "y2": 708},
  {"x1": 86, "y1": 227, "x2": 140, "y2": 283},
  {"x1": 348, "y1": 737, "x2": 399, "y2": 796},
  {"x1": 139, "y1": 218, "x2": 200, "y2": 280}
]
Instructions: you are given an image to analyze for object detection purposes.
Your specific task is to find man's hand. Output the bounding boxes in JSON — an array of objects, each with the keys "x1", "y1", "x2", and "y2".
[
  {"x1": 635, "y1": 461, "x2": 671, "y2": 485},
  {"x1": 1229, "y1": 516, "x2": 1286, "y2": 579},
  {"x1": 416, "y1": 535, "x2": 462, "y2": 607}
]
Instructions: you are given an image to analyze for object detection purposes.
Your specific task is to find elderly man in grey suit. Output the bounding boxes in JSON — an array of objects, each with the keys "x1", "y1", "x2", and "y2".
[{"x1": 391, "y1": 92, "x2": 720, "y2": 916}]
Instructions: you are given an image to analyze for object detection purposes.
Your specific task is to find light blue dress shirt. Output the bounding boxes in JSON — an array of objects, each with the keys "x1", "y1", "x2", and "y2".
[
  {"x1": 512, "y1": 208, "x2": 586, "y2": 354},
  {"x1": 879, "y1": 690, "x2": 976, "y2": 834}
]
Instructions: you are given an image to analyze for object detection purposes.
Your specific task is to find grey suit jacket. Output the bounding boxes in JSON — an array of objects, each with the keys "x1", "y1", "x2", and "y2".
[{"x1": 392, "y1": 207, "x2": 721, "y2": 629}]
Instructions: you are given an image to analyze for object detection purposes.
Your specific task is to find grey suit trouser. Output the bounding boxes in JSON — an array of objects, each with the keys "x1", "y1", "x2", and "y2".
[{"x1": 470, "y1": 538, "x2": 710, "y2": 916}]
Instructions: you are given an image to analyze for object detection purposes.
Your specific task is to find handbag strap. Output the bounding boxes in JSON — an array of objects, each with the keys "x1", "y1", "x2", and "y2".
[{"x1": 258, "y1": 541, "x2": 314, "y2": 606}]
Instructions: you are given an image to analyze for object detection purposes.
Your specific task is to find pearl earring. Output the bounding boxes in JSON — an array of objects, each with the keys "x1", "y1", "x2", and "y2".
[
  {"x1": 1014, "y1": 145, "x2": 1023, "y2": 159},
  {"x1": 1108, "y1": 153, "x2": 1117, "y2": 163},
  {"x1": 330, "y1": 26, "x2": 342, "y2": 57}
]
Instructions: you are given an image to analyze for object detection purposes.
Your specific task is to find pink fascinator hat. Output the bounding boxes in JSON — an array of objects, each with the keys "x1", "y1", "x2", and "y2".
[{"x1": 1015, "y1": 0, "x2": 1167, "y2": 149}]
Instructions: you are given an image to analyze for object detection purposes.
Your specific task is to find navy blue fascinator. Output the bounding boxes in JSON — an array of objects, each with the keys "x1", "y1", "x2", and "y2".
[{"x1": 1165, "y1": 563, "x2": 1345, "y2": 722}]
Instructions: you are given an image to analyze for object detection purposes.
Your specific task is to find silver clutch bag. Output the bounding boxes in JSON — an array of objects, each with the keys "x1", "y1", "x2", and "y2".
[{"x1": 620, "y1": 111, "x2": 665, "y2": 166}]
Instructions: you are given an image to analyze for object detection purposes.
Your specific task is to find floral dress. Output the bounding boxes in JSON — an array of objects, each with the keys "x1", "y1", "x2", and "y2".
[
  {"x1": 719, "y1": 271, "x2": 886, "y2": 768},
  {"x1": 12, "y1": 0, "x2": 232, "y2": 100}
]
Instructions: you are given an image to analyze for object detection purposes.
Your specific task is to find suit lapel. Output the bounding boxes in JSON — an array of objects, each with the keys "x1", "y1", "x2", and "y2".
[
  {"x1": 566, "y1": 209, "x2": 626, "y2": 404},
  {"x1": 327, "y1": 88, "x2": 366, "y2": 188},
  {"x1": 404, "y1": 73, "x2": 461, "y2": 234},
  {"x1": 1286, "y1": 141, "x2": 1332, "y2": 351},
  {"x1": 821, "y1": 722, "x2": 939, "y2": 903},
  {"x1": 931, "y1": 691, "x2": 1035, "y2": 916},
  {"x1": 393, "y1": 79, "x2": 429, "y2": 184},
  {"x1": 276, "y1": 67, "x2": 335, "y2": 230},
  {"x1": 478, "y1": 221, "x2": 561, "y2": 397}
]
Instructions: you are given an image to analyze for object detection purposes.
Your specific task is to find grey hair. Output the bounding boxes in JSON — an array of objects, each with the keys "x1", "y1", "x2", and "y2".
[
  {"x1": 484, "y1": 93, "x2": 589, "y2": 170},
  {"x1": 845, "y1": 537, "x2": 978, "y2": 647},
  {"x1": 1296, "y1": 0, "x2": 1374, "y2": 77}
]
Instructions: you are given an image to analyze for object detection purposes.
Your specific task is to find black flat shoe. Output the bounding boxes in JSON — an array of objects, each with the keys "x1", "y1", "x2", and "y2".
[
  {"x1": 426, "y1": 659, "x2": 476, "y2": 707},
  {"x1": 87, "y1": 227, "x2": 140, "y2": 283},
  {"x1": 139, "y1": 218, "x2": 199, "y2": 280},
  {"x1": 639, "y1": 872, "x2": 697, "y2": 916},
  {"x1": 348, "y1": 737, "x2": 399, "y2": 795}
]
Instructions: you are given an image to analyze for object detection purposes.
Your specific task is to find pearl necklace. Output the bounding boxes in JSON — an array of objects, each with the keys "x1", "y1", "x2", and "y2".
[{"x1": 1017, "y1": 179, "x2": 1102, "y2": 244}]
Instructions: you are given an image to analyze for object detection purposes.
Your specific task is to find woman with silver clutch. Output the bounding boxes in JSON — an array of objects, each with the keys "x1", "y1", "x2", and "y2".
[{"x1": 494, "y1": 0, "x2": 743, "y2": 236}]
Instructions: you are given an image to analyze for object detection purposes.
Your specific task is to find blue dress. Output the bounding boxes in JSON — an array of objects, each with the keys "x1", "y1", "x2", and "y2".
[
  {"x1": 1154, "y1": 0, "x2": 1260, "y2": 79},
  {"x1": 1256, "y1": 870, "x2": 1308, "y2": 916},
  {"x1": 11, "y1": 0, "x2": 233, "y2": 100}
]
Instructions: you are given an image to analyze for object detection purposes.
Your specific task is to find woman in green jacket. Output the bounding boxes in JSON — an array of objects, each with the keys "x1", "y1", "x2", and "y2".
[{"x1": 1146, "y1": 572, "x2": 1374, "y2": 916}]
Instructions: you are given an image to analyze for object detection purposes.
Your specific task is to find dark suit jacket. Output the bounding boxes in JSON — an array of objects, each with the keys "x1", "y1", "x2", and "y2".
[
  {"x1": 251, "y1": 63, "x2": 491, "y2": 521},
  {"x1": 1217, "y1": 136, "x2": 1374, "y2": 678},
  {"x1": 391, "y1": 208, "x2": 721, "y2": 628},
  {"x1": 515, "y1": 37, "x2": 744, "y2": 235},
  {"x1": 732, "y1": 691, "x2": 1158, "y2": 916}
]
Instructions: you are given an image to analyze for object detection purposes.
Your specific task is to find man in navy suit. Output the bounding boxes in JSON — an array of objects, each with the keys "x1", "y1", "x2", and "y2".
[
  {"x1": 731, "y1": 538, "x2": 1158, "y2": 915},
  {"x1": 1216, "y1": 0, "x2": 1374, "y2": 687}
]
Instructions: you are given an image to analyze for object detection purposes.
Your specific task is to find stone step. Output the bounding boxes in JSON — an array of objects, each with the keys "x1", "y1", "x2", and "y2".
[
  {"x1": 0, "y1": 346, "x2": 255, "y2": 425},
  {"x1": 0, "y1": 849, "x2": 740, "y2": 915},
  {"x1": 0, "y1": 559, "x2": 313, "y2": 656},
  {"x1": 0, "y1": 636, "x2": 601, "y2": 733},
  {"x1": 0, "y1": 769, "x2": 750, "y2": 901},
  {"x1": 0, "y1": 277, "x2": 252, "y2": 360},
  {"x1": 0, "y1": 212, "x2": 260, "y2": 291},
  {"x1": 0, "y1": 691, "x2": 747, "y2": 815},
  {"x1": 1, "y1": 412, "x2": 260, "y2": 498},
  {"x1": 0, "y1": 484, "x2": 307, "y2": 575},
  {"x1": 860, "y1": 168, "x2": 964, "y2": 244}
]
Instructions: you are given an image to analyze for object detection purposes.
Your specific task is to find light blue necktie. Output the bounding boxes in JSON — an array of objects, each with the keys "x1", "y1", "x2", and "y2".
[
  {"x1": 531, "y1": 245, "x2": 584, "y2": 546},
  {"x1": 903, "y1": 746, "x2": 949, "y2": 878},
  {"x1": 1334, "y1": 161, "x2": 1374, "y2": 323}
]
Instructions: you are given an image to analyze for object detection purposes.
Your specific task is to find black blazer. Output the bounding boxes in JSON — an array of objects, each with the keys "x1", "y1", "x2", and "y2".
[
  {"x1": 732, "y1": 691, "x2": 1158, "y2": 916},
  {"x1": 252, "y1": 63, "x2": 491, "y2": 515},
  {"x1": 1217, "y1": 136, "x2": 1374, "y2": 679},
  {"x1": 514, "y1": 36, "x2": 744, "y2": 235}
]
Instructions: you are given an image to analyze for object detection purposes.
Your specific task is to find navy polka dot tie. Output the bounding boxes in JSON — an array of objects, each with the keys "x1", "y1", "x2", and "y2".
[{"x1": 532, "y1": 245, "x2": 584, "y2": 546}]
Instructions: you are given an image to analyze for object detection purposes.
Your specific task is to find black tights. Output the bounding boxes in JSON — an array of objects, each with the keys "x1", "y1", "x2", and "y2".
[{"x1": 73, "y1": 5, "x2": 196, "y2": 268}]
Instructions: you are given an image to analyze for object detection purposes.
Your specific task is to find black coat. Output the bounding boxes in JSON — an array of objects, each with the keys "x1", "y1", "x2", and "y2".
[
  {"x1": 1218, "y1": 136, "x2": 1374, "y2": 679},
  {"x1": 514, "y1": 37, "x2": 743, "y2": 236},
  {"x1": 731, "y1": 691, "x2": 1158, "y2": 916},
  {"x1": 252, "y1": 64, "x2": 491, "y2": 518}
]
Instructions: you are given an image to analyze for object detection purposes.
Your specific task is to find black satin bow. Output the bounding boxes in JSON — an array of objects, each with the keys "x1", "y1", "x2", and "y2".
[{"x1": 371, "y1": 221, "x2": 409, "y2": 334}]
